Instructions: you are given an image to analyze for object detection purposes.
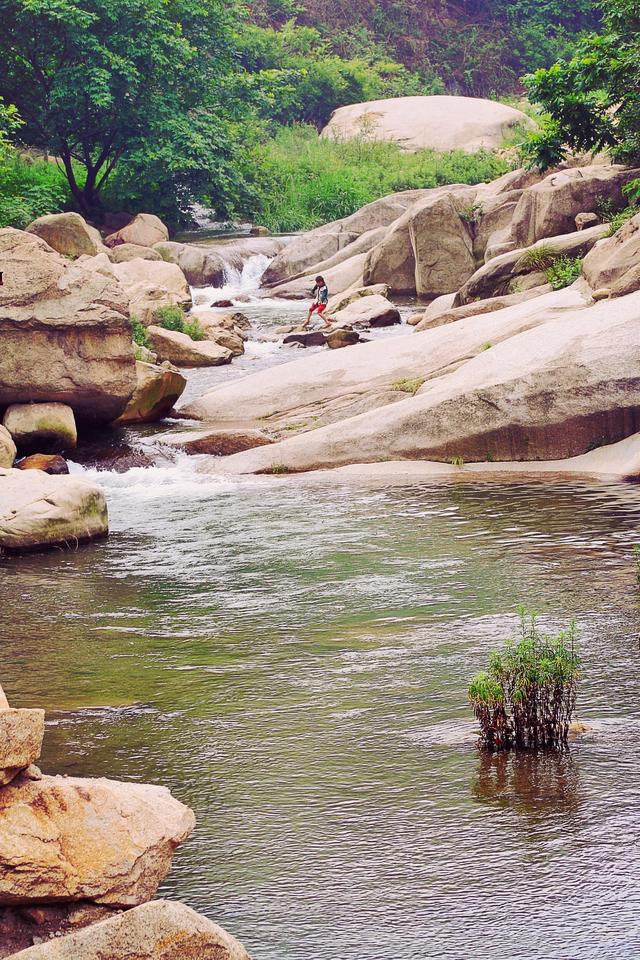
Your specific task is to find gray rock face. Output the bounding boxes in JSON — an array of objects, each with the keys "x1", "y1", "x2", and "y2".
[
  {"x1": 0, "y1": 229, "x2": 136, "y2": 424},
  {"x1": 6, "y1": 899, "x2": 251, "y2": 960}
]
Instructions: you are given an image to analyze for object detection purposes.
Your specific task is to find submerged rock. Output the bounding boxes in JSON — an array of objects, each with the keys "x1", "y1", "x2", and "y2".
[
  {"x1": 158, "y1": 427, "x2": 274, "y2": 456},
  {"x1": 6, "y1": 899, "x2": 251, "y2": 960},
  {"x1": 0, "y1": 468, "x2": 108, "y2": 553},
  {"x1": 3, "y1": 403, "x2": 77, "y2": 454},
  {"x1": 113, "y1": 361, "x2": 186, "y2": 425},
  {"x1": 0, "y1": 776, "x2": 195, "y2": 906}
]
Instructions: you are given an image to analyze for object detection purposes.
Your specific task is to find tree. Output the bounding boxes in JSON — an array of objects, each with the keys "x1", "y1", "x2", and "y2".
[
  {"x1": 0, "y1": 0, "x2": 244, "y2": 219},
  {"x1": 523, "y1": 0, "x2": 640, "y2": 168}
]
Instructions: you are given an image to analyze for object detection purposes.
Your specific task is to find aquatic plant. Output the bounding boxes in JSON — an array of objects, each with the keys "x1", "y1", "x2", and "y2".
[{"x1": 468, "y1": 608, "x2": 580, "y2": 751}]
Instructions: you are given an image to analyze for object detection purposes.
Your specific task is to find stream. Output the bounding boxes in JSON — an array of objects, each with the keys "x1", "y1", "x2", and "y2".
[{"x1": 1, "y1": 256, "x2": 640, "y2": 960}]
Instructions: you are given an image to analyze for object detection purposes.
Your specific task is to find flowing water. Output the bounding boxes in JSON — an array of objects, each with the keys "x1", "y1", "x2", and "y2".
[{"x1": 2, "y1": 259, "x2": 640, "y2": 960}]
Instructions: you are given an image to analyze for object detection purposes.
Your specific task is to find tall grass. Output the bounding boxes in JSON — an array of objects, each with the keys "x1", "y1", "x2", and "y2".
[{"x1": 254, "y1": 125, "x2": 510, "y2": 232}]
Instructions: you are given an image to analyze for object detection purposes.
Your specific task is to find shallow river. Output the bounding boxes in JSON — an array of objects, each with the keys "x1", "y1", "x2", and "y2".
[{"x1": 2, "y1": 261, "x2": 640, "y2": 959}]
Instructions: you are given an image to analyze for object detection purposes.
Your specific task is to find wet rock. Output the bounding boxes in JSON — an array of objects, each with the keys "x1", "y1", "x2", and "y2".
[
  {"x1": 105, "y1": 213, "x2": 169, "y2": 249},
  {"x1": 153, "y1": 242, "x2": 228, "y2": 287},
  {"x1": 146, "y1": 327, "x2": 233, "y2": 367},
  {"x1": 326, "y1": 329, "x2": 360, "y2": 349},
  {"x1": 3, "y1": 403, "x2": 77, "y2": 454},
  {"x1": 6, "y1": 899, "x2": 252, "y2": 960},
  {"x1": 212, "y1": 299, "x2": 234, "y2": 308},
  {"x1": 113, "y1": 361, "x2": 186, "y2": 425},
  {"x1": 158, "y1": 428, "x2": 274, "y2": 456},
  {"x1": 283, "y1": 331, "x2": 327, "y2": 348},
  {"x1": 0, "y1": 468, "x2": 108, "y2": 553},
  {"x1": 0, "y1": 777, "x2": 195, "y2": 906},
  {"x1": 0, "y1": 426, "x2": 16, "y2": 468},
  {"x1": 0, "y1": 229, "x2": 136, "y2": 424},
  {"x1": 25, "y1": 213, "x2": 105, "y2": 259},
  {"x1": 15, "y1": 454, "x2": 69, "y2": 475},
  {"x1": 70, "y1": 436, "x2": 154, "y2": 473},
  {"x1": 0, "y1": 707, "x2": 45, "y2": 787}
]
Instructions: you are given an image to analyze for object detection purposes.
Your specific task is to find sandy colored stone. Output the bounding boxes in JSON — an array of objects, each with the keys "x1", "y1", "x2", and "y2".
[
  {"x1": 154, "y1": 241, "x2": 230, "y2": 287},
  {"x1": 410, "y1": 190, "x2": 478, "y2": 297},
  {"x1": 105, "y1": 213, "x2": 169, "y2": 249},
  {"x1": 158, "y1": 427, "x2": 274, "y2": 455},
  {"x1": 211, "y1": 289, "x2": 640, "y2": 474},
  {"x1": 113, "y1": 361, "x2": 186, "y2": 425},
  {"x1": 322, "y1": 95, "x2": 533, "y2": 152},
  {"x1": 112, "y1": 259, "x2": 192, "y2": 325},
  {"x1": 0, "y1": 686, "x2": 9, "y2": 710},
  {"x1": 0, "y1": 903, "x2": 116, "y2": 957},
  {"x1": 0, "y1": 710, "x2": 45, "y2": 787},
  {"x1": 575, "y1": 212, "x2": 601, "y2": 231},
  {"x1": 146, "y1": 326, "x2": 232, "y2": 366},
  {"x1": 108, "y1": 243, "x2": 162, "y2": 263},
  {"x1": 0, "y1": 468, "x2": 108, "y2": 553},
  {"x1": 326, "y1": 328, "x2": 360, "y2": 349},
  {"x1": 326, "y1": 283, "x2": 389, "y2": 315},
  {"x1": 25, "y1": 213, "x2": 104, "y2": 259},
  {"x1": 331, "y1": 294, "x2": 400, "y2": 328},
  {"x1": 7, "y1": 899, "x2": 251, "y2": 960},
  {"x1": 415, "y1": 286, "x2": 551, "y2": 331},
  {"x1": 583, "y1": 212, "x2": 640, "y2": 297},
  {"x1": 270, "y1": 252, "x2": 367, "y2": 300},
  {"x1": 0, "y1": 229, "x2": 136, "y2": 423},
  {"x1": 0, "y1": 777, "x2": 195, "y2": 907},
  {"x1": 3, "y1": 403, "x2": 77, "y2": 454},
  {"x1": 0, "y1": 426, "x2": 16, "y2": 469},
  {"x1": 15, "y1": 454, "x2": 69, "y2": 475}
]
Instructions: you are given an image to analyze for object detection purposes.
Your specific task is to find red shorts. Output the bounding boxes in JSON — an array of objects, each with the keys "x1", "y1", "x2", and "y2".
[{"x1": 309, "y1": 302, "x2": 327, "y2": 315}]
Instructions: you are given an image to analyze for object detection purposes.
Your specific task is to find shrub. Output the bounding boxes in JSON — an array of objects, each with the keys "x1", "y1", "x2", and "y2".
[
  {"x1": 545, "y1": 256, "x2": 583, "y2": 290},
  {"x1": 183, "y1": 318, "x2": 206, "y2": 341},
  {"x1": 515, "y1": 242, "x2": 561, "y2": 272},
  {"x1": 130, "y1": 316, "x2": 150, "y2": 348},
  {"x1": 468, "y1": 609, "x2": 580, "y2": 751},
  {"x1": 154, "y1": 306, "x2": 186, "y2": 332},
  {"x1": 0, "y1": 150, "x2": 70, "y2": 229}
]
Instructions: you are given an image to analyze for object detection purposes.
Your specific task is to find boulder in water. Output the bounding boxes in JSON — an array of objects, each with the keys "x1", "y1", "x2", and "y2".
[
  {"x1": 3, "y1": 403, "x2": 77, "y2": 454},
  {"x1": 158, "y1": 428, "x2": 274, "y2": 456},
  {"x1": 15, "y1": 454, "x2": 70, "y2": 475},
  {"x1": 331, "y1": 294, "x2": 400, "y2": 328},
  {"x1": 326, "y1": 328, "x2": 360, "y2": 349},
  {"x1": 0, "y1": 776, "x2": 195, "y2": 906},
  {"x1": 153, "y1": 241, "x2": 229, "y2": 287},
  {"x1": 113, "y1": 361, "x2": 186, "y2": 425},
  {"x1": 0, "y1": 706, "x2": 45, "y2": 787},
  {"x1": 5, "y1": 899, "x2": 252, "y2": 960},
  {"x1": 283, "y1": 331, "x2": 327, "y2": 348}
]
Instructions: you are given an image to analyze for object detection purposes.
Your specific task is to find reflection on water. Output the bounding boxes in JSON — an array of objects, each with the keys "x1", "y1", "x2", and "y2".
[{"x1": 2, "y1": 475, "x2": 640, "y2": 959}]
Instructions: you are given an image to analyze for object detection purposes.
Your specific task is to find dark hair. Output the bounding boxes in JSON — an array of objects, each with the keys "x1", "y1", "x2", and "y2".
[{"x1": 315, "y1": 275, "x2": 325, "y2": 284}]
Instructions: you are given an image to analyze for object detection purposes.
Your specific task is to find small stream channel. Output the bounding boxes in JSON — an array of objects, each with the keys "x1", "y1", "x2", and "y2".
[{"x1": 1, "y1": 257, "x2": 639, "y2": 960}]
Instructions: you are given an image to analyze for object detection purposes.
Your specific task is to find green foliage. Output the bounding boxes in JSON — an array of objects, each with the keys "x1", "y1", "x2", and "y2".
[
  {"x1": 623, "y1": 178, "x2": 640, "y2": 207},
  {"x1": 523, "y1": 0, "x2": 640, "y2": 168},
  {"x1": 516, "y1": 242, "x2": 562, "y2": 271},
  {"x1": 469, "y1": 608, "x2": 580, "y2": 751},
  {"x1": 458, "y1": 202, "x2": 485, "y2": 225},
  {"x1": 153, "y1": 306, "x2": 205, "y2": 341},
  {"x1": 606, "y1": 208, "x2": 637, "y2": 236},
  {"x1": 545, "y1": 257, "x2": 583, "y2": 289},
  {"x1": 183, "y1": 318, "x2": 206, "y2": 341},
  {"x1": 0, "y1": 0, "x2": 250, "y2": 222},
  {"x1": 0, "y1": 150, "x2": 71, "y2": 229},
  {"x1": 253, "y1": 125, "x2": 509, "y2": 231},
  {"x1": 130, "y1": 316, "x2": 150, "y2": 349},
  {"x1": 450, "y1": 456, "x2": 465, "y2": 467},
  {"x1": 392, "y1": 377, "x2": 425, "y2": 395},
  {"x1": 633, "y1": 544, "x2": 640, "y2": 584}
]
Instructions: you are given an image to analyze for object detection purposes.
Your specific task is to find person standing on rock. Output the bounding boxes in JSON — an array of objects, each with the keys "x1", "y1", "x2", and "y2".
[{"x1": 303, "y1": 276, "x2": 330, "y2": 328}]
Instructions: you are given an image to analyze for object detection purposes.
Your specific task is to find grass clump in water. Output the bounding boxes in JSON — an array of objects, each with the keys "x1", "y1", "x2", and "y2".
[
  {"x1": 468, "y1": 608, "x2": 580, "y2": 752},
  {"x1": 393, "y1": 377, "x2": 425, "y2": 395}
]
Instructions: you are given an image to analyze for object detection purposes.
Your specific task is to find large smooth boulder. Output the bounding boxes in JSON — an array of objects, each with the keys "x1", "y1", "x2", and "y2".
[
  {"x1": 0, "y1": 468, "x2": 108, "y2": 553},
  {"x1": 270, "y1": 252, "x2": 367, "y2": 300},
  {"x1": 0, "y1": 709, "x2": 45, "y2": 787},
  {"x1": 415, "y1": 285, "x2": 551, "y2": 331},
  {"x1": 3, "y1": 403, "x2": 77, "y2": 454},
  {"x1": 331, "y1": 294, "x2": 400, "y2": 328},
  {"x1": 456, "y1": 224, "x2": 608, "y2": 304},
  {"x1": 154, "y1": 241, "x2": 230, "y2": 287},
  {"x1": 0, "y1": 776, "x2": 195, "y2": 906},
  {"x1": 583, "y1": 212, "x2": 640, "y2": 297},
  {"x1": 0, "y1": 426, "x2": 16, "y2": 468},
  {"x1": 112, "y1": 361, "x2": 186, "y2": 424},
  {"x1": 322, "y1": 95, "x2": 534, "y2": 152},
  {"x1": 211, "y1": 290, "x2": 640, "y2": 474},
  {"x1": 25, "y1": 213, "x2": 104, "y2": 259},
  {"x1": 105, "y1": 213, "x2": 169, "y2": 249},
  {"x1": 262, "y1": 190, "x2": 428, "y2": 285},
  {"x1": 8, "y1": 899, "x2": 251, "y2": 960},
  {"x1": 112, "y1": 259, "x2": 191, "y2": 325},
  {"x1": 108, "y1": 243, "x2": 162, "y2": 263},
  {"x1": 326, "y1": 283, "x2": 389, "y2": 315},
  {"x1": 508, "y1": 165, "x2": 640, "y2": 248},
  {"x1": 0, "y1": 229, "x2": 136, "y2": 423},
  {"x1": 146, "y1": 326, "x2": 232, "y2": 366}
]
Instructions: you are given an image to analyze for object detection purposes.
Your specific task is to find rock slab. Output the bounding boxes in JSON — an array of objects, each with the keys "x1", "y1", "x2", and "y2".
[{"x1": 0, "y1": 709, "x2": 45, "y2": 787}]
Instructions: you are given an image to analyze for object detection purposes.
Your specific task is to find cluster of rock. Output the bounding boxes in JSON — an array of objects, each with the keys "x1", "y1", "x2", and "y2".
[
  {"x1": 0, "y1": 683, "x2": 251, "y2": 960},
  {"x1": 182, "y1": 161, "x2": 640, "y2": 480}
]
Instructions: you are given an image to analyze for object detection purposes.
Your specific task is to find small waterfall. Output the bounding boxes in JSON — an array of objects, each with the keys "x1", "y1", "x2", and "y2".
[{"x1": 193, "y1": 253, "x2": 273, "y2": 306}]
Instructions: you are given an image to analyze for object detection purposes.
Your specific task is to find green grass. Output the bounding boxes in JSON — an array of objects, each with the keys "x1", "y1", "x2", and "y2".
[
  {"x1": 255, "y1": 125, "x2": 510, "y2": 232},
  {"x1": 515, "y1": 242, "x2": 561, "y2": 272},
  {"x1": 392, "y1": 377, "x2": 425, "y2": 395},
  {"x1": 545, "y1": 256, "x2": 583, "y2": 290},
  {"x1": 153, "y1": 306, "x2": 206, "y2": 341},
  {"x1": 606, "y1": 206, "x2": 637, "y2": 236},
  {"x1": 450, "y1": 455, "x2": 465, "y2": 467},
  {"x1": 130, "y1": 316, "x2": 150, "y2": 349},
  {"x1": 0, "y1": 149, "x2": 72, "y2": 229}
]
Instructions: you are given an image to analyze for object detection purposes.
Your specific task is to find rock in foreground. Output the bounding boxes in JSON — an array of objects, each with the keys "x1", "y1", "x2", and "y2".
[
  {"x1": 0, "y1": 468, "x2": 108, "y2": 553},
  {"x1": 0, "y1": 708, "x2": 45, "y2": 787},
  {"x1": 0, "y1": 229, "x2": 136, "y2": 424},
  {"x1": 0, "y1": 776, "x2": 195, "y2": 906},
  {"x1": 146, "y1": 327, "x2": 232, "y2": 367},
  {"x1": 25, "y1": 213, "x2": 105, "y2": 259},
  {"x1": 7, "y1": 899, "x2": 251, "y2": 960}
]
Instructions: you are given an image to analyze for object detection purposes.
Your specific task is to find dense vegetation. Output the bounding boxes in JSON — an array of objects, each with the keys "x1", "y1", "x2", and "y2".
[{"x1": 469, "y1": 610, "x2": 580, "y2": 752}]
